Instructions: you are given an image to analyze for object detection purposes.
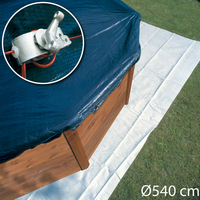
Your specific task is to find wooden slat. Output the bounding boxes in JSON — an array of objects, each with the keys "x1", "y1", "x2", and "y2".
[
  {"x1": 63, "y1": 130, "x2": 89, "y2": 170},
  {"x1": 125, "y1": 65, "x2": 135, "y2": 104},
  {"x1": 0, "y1": 135, "x2": 73, "y2": 176},
  {"x1": 85, "y1": 94, "x2": 126, "y2": 159},
  {"x1": 76, "y1": 65, "x2": 133, "y2": 160},
  {"x1": 0, "y1": 134, "x2": 81, "y2": 200}
]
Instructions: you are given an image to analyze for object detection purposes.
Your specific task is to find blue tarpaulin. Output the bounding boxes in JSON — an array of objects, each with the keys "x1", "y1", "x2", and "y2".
[
  {"x1": 3, "y1": 3, "x2": 83, "y2": 83},
  {"x1": 0, "y1": 0, "x2": 141, "y2": 163}
]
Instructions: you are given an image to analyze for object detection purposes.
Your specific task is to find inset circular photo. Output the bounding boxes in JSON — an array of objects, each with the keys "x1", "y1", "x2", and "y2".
[{"x1": 2, "y1": 2, "x2": 84, "y2": 84}]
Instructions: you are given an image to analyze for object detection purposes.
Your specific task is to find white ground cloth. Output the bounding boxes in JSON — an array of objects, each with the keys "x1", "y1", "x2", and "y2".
[{"x1": 16, "y1": 22, "x2": 200, "y2": 200}]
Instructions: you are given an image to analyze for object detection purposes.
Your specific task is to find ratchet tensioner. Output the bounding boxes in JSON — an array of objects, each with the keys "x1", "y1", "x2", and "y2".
[{"x1": 11, "y1": 11, "x2": 71, "y2": 66}]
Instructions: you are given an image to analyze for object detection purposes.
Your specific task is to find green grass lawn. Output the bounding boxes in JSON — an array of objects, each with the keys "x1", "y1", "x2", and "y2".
[{"x1": 109, "y1": 0, "x2": 200, "y2": 199}]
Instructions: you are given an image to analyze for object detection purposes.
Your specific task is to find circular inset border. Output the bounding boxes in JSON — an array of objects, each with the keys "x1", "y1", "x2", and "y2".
[{"x1": 2, "y1": 2, "x2": 84, "y2": 85}]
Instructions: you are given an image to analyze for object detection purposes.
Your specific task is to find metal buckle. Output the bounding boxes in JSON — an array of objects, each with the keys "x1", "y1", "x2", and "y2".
[{"x1": 11, "y1": 11, "x2": 71, "y2": 65}]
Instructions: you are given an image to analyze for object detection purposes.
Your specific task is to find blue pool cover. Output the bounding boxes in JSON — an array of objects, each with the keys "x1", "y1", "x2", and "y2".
[
  {"x1": 0, "y1": 0, "x2": 141, "y2": 163},
  {"x1": 3, "y1": 3, "x2": 83, "y2": 83}
]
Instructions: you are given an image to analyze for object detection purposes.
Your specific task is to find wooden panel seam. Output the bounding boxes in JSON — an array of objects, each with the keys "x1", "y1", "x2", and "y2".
[
  {"x1": 125, "y1": 64, "x2": 135, "y2": 105},
  {"x1": 63, "y1": 130, "x2": 89, "y2": 170}
]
